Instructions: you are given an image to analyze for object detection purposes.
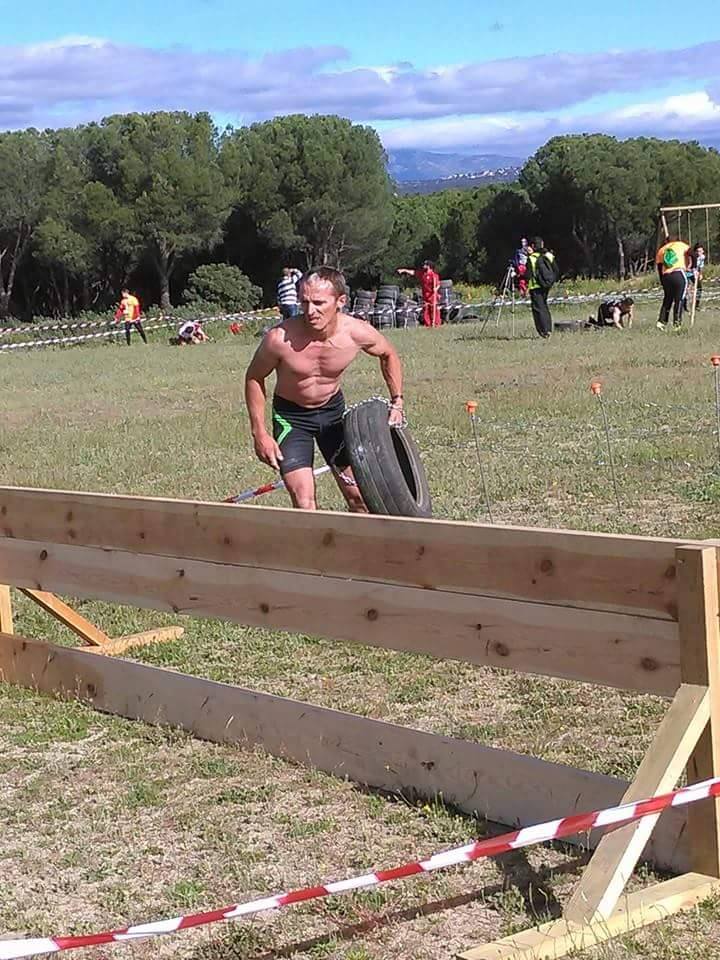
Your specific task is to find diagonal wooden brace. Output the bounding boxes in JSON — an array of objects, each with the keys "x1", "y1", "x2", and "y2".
[
  {"x1": 564, "y1": 682, "x2": 709, "y2": 925},
  {"x1": 2, "y1": 585, "x2": 184, "y2": 657},
  {"x1": 20, "y1": 588, "x2": 111, "y2": 646}
]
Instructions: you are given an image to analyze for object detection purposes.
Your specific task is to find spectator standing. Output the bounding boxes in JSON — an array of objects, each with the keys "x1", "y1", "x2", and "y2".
[
  {"x1": 276, "y1": 267, "x2": 302, "y2": 320},
  {"x1": 396, "y1": 260, "x2": 441, "y2": 327},
  {"x1": 526, "y1": 237, "x2": 558, "y2": 338},
  {"x1": 114, "y1": 288, "x2": 147, "y2": 345},
  {"x1": 513, "y1": 238, "x2": 530, "y2": 296},
  {"x1": 655, "y1": 236, "x2": 692, "y2": 330},
  {"x1": 690, "y1": 242, "x2": 706, "y2": 311}
]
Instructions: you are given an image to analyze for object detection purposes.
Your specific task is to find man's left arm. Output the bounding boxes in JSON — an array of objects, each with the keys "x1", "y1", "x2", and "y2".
[{"x1": 356, "y1": 323, "x2": 404, "y2": 425}]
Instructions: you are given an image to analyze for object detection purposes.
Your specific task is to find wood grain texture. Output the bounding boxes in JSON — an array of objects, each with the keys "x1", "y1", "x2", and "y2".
[
  {"x1": 0, "y1": 632, "x2": 690, "y2": 873},
  {"x1": 0, "y1": 537, "x2": 681, "y2": 693},
  {"x1": 0, "y1": 486, "x2": 685, "y2": 618}
]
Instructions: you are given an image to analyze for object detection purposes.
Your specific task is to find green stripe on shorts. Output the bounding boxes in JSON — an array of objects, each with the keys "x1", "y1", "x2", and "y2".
[{"x1": 273, "y1": 410, "x2": 292, "y2": 446}]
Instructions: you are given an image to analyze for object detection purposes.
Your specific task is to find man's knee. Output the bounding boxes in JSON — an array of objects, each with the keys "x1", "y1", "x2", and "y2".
[
  {"x1": 284, "y1": 472, "x2": 317, "y2": 510},
  {"x1": 286, "y1": 486, "x2": 317, "y2": 510}
]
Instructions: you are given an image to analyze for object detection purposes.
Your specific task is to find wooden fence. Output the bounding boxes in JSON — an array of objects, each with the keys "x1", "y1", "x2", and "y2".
[{"x1": 0, "y1": 485, "x2": 718, "y2": 959}]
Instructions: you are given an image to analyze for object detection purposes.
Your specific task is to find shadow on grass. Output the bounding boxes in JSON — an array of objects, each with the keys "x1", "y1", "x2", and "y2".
[
  {"x1": 188, "y1": 848, "x2": 586, "y2": 960},
  {"x1": 453, "y1": 333, "x2": 536, "y2": 343}
]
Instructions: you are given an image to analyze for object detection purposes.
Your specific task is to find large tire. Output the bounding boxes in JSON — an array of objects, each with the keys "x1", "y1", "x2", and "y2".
[
  {"x1": 343, "y1": 400, "x2": 432, "y2": 518},
  {"x1": 378, "y1": 284, "x2": 400, "y2": 298}
]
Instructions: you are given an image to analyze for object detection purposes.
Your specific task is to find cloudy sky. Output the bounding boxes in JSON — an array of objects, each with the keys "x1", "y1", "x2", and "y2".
[{"x1": 3, "y1": 0, "x2": 720, "y2": 156}]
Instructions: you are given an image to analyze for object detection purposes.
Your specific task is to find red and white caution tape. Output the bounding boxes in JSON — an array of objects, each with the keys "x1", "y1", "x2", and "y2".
[
  {"x1": 1, "y1": 776, "x2": 718, "y2": 960},
  {"x1": 223, "y1": 465, "x2": 331, "y2": 503},
  {"x1": 0, "y1": 322, "x2": 170, "y2": 351},
  {"x1": 0, "y1": 309, "x2": 280, "y2": 352},
  {"x1": 0, "y1": 308, "x2": 277, "y2": 339}
]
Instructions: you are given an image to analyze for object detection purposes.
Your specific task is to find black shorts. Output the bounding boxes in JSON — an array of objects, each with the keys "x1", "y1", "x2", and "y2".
[{"x1": 272, "y1": 392, "x2": 350, "y2": 476}]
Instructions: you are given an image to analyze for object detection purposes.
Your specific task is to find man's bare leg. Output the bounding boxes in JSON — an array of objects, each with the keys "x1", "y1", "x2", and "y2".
[
  {"x1": 283, "y1": 468, "x2": 318, "y2": 510},
  {"x1": 333, "y1": 465, "x2": 368, "y2": 513}
]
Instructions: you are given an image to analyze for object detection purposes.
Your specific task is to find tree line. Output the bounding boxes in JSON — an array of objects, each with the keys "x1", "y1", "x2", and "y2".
[{"x1": 1, "y1": 112, "x2": 719, "y2": 320}]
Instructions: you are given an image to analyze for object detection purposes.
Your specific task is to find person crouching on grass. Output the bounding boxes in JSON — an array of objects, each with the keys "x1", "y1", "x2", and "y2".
[
  {"x1": 588, "y1": 297, "x2": 634, "y2": 330},
  {"x1": 177, "y1": 318, "x2": 210, "y2": 345},
  {"x1": 244, "y1": 267, "x2": 405, "y2": 512}
]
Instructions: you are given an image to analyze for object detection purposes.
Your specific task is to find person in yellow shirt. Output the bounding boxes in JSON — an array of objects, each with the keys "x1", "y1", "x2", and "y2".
[
  {"x1": 114, "y1": 289, "x2": 148, "y2": 345},
  {"x1": 655, "y1": 237, "x2": 692, "y2": 330}
]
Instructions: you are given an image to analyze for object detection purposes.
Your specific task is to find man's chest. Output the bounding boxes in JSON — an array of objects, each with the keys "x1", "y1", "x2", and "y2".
[{"x1": 279, "y1": 340, "x2": 358, "y2": 378}]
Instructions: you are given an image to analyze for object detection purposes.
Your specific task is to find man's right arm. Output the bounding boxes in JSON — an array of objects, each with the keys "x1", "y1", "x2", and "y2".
[{"x1": 244, "y1": 333, "x2": 284, "y2": 469}]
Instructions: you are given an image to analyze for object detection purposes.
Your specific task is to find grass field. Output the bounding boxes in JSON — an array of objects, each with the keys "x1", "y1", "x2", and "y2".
[{"x1": 4, "y1": 297, "x2": 720, "y2": 960}]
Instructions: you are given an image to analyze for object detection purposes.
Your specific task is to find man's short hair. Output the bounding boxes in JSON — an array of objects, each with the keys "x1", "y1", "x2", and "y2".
[
  {"x1": 300, "y1": 266, "x2": 347, "y2": 298},
  {"x1": 530, "y1": 236, "x2": 544, "y2": 251},
  {"x1": 620, "y1": 297, "x2": 634, "y2": 307}
]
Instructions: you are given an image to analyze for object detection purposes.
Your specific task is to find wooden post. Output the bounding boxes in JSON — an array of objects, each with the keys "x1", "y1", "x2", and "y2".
[
  {"x1": 564, "y1": 683, "x2": 709, "y2": 925},
  {"x1": 0, "y1": 585, "x2": 12, "y2": 634},
  {"x1": 677, "y1": 544, "x2": 720, "y2": 877},
  {"x1": 706, "y1": 208, "x2": 711, "y2": 264},
  {"x1": 690, "y1": 276, "x2": 698, "y2": 328}
]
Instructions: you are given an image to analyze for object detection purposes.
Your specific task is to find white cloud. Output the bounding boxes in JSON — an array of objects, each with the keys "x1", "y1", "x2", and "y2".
[
  {"x1": 381, "y1": 90, "x2": 720, "y2": 153},
  {"x1": 25, "y1": 35, "x2": 109, "y2": 55},
  {"x1": 1, "y1": 35, "x2": 720, "y2": 152}
]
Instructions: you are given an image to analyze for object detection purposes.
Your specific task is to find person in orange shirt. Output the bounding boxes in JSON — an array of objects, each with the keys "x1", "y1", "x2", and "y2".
[
  {"x1": 655, "y1": 237, "x2": 692, "y2": 330},
  {"x1": 114, "y1": 288, "x2": 148, "y2": 345}
]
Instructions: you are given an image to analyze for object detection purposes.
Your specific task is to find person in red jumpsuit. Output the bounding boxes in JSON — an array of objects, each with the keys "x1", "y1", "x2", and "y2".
[{"x1": 397, "y1": 260, "x2": 441, "y2": 327}]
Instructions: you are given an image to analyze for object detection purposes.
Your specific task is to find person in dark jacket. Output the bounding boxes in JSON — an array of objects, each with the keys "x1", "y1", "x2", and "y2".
[{"x1": 526, "y1": 237, "x2": 557, "y2": 338}]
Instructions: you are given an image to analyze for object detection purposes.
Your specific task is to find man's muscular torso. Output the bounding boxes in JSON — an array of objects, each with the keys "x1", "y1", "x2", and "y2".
[{"x1": 268, "y1": 314, "x2": 371, "y2": 407}]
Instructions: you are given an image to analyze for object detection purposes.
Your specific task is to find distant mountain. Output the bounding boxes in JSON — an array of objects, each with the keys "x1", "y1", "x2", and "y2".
[
  {"x1": 396, "y1": 167, "x2": 522, "y2": 195},
  {"x1": 387, "y1": 149, "x2": 525, "y2": 183}
]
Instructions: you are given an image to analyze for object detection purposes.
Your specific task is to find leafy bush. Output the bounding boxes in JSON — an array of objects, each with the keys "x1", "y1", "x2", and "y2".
[{"x1": 183, "y1": 264, "x2": 263, "y2": 312}]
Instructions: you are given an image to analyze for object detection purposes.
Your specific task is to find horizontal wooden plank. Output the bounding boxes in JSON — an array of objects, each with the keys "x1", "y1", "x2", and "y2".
[
  {"x1": 77, "y1": 626, "x2": 184, "y2": 656},
  {"x1": 0, "y1": 486, "x2": 687, "y2": 620},
  {"x1": 0, "y1": 632, "x2": 690, "y2": 873},
  {"x1": 0, "y1": 538, "x2": 680, "y2": 693}
]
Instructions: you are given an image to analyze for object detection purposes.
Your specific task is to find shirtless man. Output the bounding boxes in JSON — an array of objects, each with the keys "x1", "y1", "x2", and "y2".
[{"x1": 244, "y1": 266, "x2": 404, "y2": 512}]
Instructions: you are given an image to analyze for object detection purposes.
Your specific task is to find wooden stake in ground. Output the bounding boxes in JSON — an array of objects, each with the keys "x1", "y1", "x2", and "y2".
[
  {"x1": 711, "y1": 356, "x2": 720, "y2": 469},
  {"x1": 465, "y1": 400, "x2": 493, "y2": 522},
  {"x1": 590, "y1": 381, "x2": 621, "y2": 512}
]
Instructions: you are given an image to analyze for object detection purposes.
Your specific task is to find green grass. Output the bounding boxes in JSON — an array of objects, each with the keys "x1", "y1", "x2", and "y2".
[{"x1": 3, "y1": 300, "x2": 720, "y2": 958}]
